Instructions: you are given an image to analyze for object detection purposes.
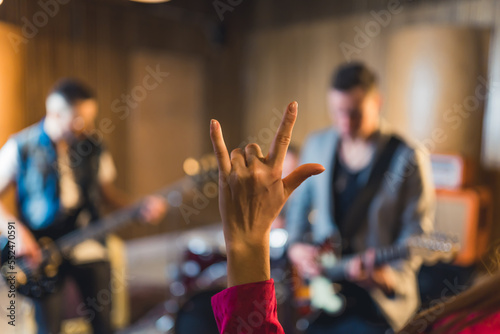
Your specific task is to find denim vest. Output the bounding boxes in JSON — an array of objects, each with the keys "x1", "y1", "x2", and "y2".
[{"x1": 13, "y1": 121, "x2": 102, "y2": 238}]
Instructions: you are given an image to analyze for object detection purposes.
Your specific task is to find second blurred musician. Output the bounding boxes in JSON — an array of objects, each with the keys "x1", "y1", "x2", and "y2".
[{"x1": 286, "y1": 63, "x2": 435, "y2": 333}]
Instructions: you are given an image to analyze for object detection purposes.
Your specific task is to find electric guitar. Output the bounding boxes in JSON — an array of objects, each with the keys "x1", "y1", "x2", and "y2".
[
  {"x1": 0, "y1": 156, "x2": 219, "y2": 299},
  {"x1": 294, "y1": 233, "x2": 460, "y2": 326}
]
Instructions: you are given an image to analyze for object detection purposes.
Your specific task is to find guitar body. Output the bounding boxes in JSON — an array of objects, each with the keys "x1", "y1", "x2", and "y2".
[
  {"x1": 1, "y1": 237, "x2": 62, "y2": 299},
  {"x1": 294, "y1": 258, "x2": 385, "y2": 330},
  {"x1": 293, "y1": 234, "x2": 459, "y2": 332}
]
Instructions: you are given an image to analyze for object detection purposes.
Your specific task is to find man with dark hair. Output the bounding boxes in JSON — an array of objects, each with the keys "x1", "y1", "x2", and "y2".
[
  {"x1": 286, "y1": 63, "x2": 435, "y2": 333},
  {"x1": 0, "y1": 78, "x2": 167, "y2": 334},
  {"x1": 51, "y1": 78, "x2": 94, "y2": 103},
  {"x1": 331, "y1": 62, "x2": 377, "y2": 91}
]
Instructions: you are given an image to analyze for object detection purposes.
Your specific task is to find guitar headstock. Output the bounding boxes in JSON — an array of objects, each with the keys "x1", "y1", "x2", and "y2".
[
  {"x1": 407, "y1": 233, "x2": 460, "y2": 265},
  {"x1": 160, "y1": 155, "x2": 219, "y2": 210}
]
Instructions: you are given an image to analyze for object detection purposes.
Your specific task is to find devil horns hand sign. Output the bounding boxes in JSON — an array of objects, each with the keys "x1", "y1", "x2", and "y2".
[{"x1": 209, "y1": 101, "x2": 325, "y2": 287}]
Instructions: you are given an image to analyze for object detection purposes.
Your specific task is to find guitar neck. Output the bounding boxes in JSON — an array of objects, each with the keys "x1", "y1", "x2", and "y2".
[
  {"x1": 55, "y1": 205, "x2": 141, "y2": 255},
  {"x1": 323, "y1": 244, "x2": 410, "y2": 282},
  {"x1": 55, "y1": 177, "x2": 194, "y2": 256}
]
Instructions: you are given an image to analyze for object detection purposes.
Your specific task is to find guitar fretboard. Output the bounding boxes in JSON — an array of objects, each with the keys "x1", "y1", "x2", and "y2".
[
  {"x1": 55, "y1": 205, "x2": 141, "y2": 255},
  {"x1": 323, "y1": 244, "x2": 410, "y2": 282},
  {"x1": 54, "y1": 176, "x2": 199, "y2": 256}
]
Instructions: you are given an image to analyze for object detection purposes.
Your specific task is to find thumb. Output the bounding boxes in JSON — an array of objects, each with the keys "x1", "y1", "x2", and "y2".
[{"x1": 283, "y1": 163, "x2": 325, "y2": 197}]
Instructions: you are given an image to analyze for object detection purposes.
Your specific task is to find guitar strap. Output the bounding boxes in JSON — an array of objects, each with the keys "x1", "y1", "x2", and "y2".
[{"x1": 340, "y1": 135, "x2": 403, "y2": 244}]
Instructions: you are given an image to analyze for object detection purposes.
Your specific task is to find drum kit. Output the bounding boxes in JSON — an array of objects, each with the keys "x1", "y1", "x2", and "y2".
[{"x1": 120, "y1": 228, "x2": 295, "y2": 334}]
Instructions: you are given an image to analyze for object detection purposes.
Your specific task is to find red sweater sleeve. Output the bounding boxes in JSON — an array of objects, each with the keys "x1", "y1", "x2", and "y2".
[
  {"x1": 211, "y1": 279, "x2": 285, "y2": 334},
  {"x1": 433, "y1": 312, "x2": 500, "y2": 333}
]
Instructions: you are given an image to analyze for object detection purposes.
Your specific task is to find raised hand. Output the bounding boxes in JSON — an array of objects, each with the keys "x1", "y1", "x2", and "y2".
[{"x1": 210, "y1": 101, "x2": 325, "y2": 287}]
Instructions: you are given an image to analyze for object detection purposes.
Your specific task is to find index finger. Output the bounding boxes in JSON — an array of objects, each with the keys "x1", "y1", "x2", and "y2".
[
  {"x1": 210, "y1": 119, "x2": 231, "y2": 175},
  {"x1": 268, "y1": 101, "x2": 297, "y2": 166}
]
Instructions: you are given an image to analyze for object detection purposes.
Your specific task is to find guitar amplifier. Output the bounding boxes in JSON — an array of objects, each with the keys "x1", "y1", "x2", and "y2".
[
  {"x1": 430, "y1": 154, "x2": 474, "y2": 190},
  {"x1": 434, "y1": 187, "x2": 493, "y2": 266}
]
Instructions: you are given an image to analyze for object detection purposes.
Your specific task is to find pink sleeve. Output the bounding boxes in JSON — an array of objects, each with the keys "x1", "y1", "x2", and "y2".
[
  {"x1": 211, "y1": 279, "x2": 285, "y2": 334},
  {"x1": 433, "y1": 312, "x2": 500, "y2": 333}
]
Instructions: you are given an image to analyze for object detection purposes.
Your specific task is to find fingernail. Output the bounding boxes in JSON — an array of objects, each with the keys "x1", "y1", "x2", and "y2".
[
  {"x1": 289, "y1": 101, "x2": 298, "y2": 114},
  {"x1": 211, "y1": 119, "x2": 217, "y2": 129},
  {"x1": 313, "y1": 167, "x2": 326, "y2": 175}
]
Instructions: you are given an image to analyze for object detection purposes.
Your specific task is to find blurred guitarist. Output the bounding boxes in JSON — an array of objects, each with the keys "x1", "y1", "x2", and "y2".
[
  {"x1": 286, "y1": 63, "x2": 435, "y2": 333},
  {"x1": 0, "y1": 79, "x2": 167, "y2": 334}
]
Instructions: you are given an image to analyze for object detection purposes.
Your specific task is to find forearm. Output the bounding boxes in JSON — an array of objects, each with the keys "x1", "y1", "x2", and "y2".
[{"x1": 226, "y1": 233, "x2": 271, "y2": 288}]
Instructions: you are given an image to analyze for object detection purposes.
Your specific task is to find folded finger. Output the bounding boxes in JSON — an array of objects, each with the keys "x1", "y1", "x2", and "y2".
[
  {"x1": 245, "y1": 143, "x2": 264, "y2": 164},
  {"x1": 231, "y1": 148, "x2": 246, "y2": 170}
]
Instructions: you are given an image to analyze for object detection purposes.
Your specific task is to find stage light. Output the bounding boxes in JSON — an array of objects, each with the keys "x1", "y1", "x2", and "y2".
[
  {"x1": 269, "y1": 229, "x2": 288, "y2": 249},
  {"x1": 183, "y1": 157, "x2": 200, "y2": 176},
  {"x1": 187, "y1": 238, "x2": 208, "y2": 255},
  {"x1": 155, "y1": 315, "x2": 174, "y2": 333}
]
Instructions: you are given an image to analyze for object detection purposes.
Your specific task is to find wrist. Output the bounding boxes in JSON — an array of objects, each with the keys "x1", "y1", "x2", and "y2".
[
  {"x1": 225, "y1": 233, "x2": 271, "y2": 288},
  {"x1": 225, "y1": 234, "x2": 269, "y2": 253},
  {"x1": 226, "y1": 240, "x2": 270, "y2": 261}
]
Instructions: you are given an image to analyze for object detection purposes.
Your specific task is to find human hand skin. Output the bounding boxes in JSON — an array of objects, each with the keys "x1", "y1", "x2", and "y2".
[
  {"x1": 139, "y1": 195, "x2": 168, "y2": 225},
  {"x1": 346, "y1": 248, "x2": 395, "y2": 295},
  {"x1": 288, "y1": 243, "x2": 321, "y2": 278},
  {"x1": 209, "y1": 101, "x2": 325, "y2": 287},
  {"x1": 16, "y1": 222, "x2": 42, "y2": 270}
]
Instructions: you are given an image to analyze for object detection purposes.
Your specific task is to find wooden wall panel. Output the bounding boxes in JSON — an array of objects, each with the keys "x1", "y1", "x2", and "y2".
[
  {"x1": 128, "y1": 51, "x2": 204, "y2": 197},
  {"x1": 0, "y1": 22, "x2": 25, "y2": 149},
  {"x1": 0, "y1": 22, "x2": 25, "y2": 215},
  {"x1": 245, "y1": 0, "x2": 500, "y2": 146},
  {"x1": 385, "y1": 26, "x2": 489, "y2": 165}
]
